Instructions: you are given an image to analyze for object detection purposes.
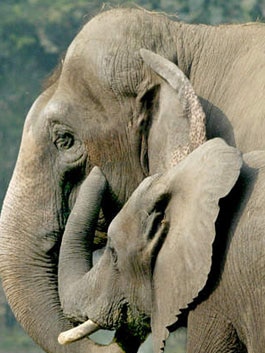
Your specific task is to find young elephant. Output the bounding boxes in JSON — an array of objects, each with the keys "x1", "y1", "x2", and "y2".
[{"x1": 58, "y1": 138, "x2": 265, "y2": 353}]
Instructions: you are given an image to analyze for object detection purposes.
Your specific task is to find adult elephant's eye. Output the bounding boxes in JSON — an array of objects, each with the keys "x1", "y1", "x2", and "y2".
[
  {"x1": 51, "y1": 123, "x2": 85, "y2": 165},
  {"x1": 54, "y1": 132, "x2": 74, "y2": 150}
]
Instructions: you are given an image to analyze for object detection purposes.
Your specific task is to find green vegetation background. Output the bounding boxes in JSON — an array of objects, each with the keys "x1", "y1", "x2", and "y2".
[{"x1": 0, "y1": 0, "x2": 264, "y2": 352}]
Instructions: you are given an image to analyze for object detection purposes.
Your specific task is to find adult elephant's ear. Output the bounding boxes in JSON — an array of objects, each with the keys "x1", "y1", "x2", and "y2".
[
  {"x1": 150, "y1": 138, "x2": 242, "y2": 353},
  {"x1": 138, "y1": 49, "x2": 206, "y2": 174}
]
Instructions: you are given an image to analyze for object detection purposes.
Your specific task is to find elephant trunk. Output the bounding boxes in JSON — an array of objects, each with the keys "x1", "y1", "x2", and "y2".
[
  {"x1": 57, "y1": 167, "x2": 149, "y2": 349},
  {"x1": 0, "y1": 165, "x2": 120, "y2": 353},
  {"x1": 58, "y1": 167, "x2": 107, "y2": 322}
]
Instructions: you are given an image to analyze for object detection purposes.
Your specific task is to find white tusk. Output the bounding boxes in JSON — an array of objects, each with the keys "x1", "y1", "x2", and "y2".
[{"x1": 58, "y1": 319, "x2": 100, "y2": 345}]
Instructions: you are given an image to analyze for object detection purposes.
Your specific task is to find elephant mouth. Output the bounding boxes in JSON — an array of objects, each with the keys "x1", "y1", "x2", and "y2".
[
  {"x1": 94, "y1": 228, "x2": 107, "y2": 250},
  {"x1": 93, "y1": 209, "x2": 109, "y2": 250},
  {"x1": 58, "y1": 299, "x2": 151, "y2": 346},
  {"x1": 92, "y1": 192, "x2": 121, "y2": 251}
]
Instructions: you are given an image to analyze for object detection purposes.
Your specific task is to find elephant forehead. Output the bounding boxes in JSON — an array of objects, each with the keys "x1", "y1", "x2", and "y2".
[
  {"x1": 125, "y1": 175, "x2": 161, "y2": 210},
  {"x1": 63, "y1": 17, "x2": 114, "y2": 83},
  {"x1": 40, "y1": 98, "x2": 83, "y2": 130},
  {"x1": 108, "y1": 203, "x2": 145, "y2": 247},
  {"x1": 65, "y1": 34, "x2": 143, "y2": 98},
  {"x1": 108, "y1": 174, "x2": 161, "y2": 237},
  {"x1": 79, "y1": 7, "x2": 172, "y2": 47},
  {"x1": 42, "y1": 87, "x2": 108, "y2": 129},
  {"x1": 79, "y1": 8, "x2": 142, "y2": 48},
  {"x1": 63, "y1": 8, "x2": 173, "y2": 96}
]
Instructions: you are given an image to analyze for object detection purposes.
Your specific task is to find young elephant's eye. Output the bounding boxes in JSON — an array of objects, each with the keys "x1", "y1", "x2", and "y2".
[
  {"x1": 109, "y1": 245, "x2": 118, "y2": 264},
  {"x1": 107, "y1": 238, "x2": 118, "y2": 265},
  {"x1": 54, "y1": 132, "x2": 74, "y2": 150}
]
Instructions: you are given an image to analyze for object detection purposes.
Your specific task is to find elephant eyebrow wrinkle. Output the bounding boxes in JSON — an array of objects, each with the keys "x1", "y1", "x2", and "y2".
[{"x1": 82, "y1": 79, "x2": 107, "y2": 113}]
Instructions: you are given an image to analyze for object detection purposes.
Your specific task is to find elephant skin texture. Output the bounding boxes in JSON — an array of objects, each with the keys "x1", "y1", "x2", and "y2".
[
  {"x1": 1, "y1": 7, "x2": 265, "y2": 353},
  {"x1": 60, "y1": 139, "x2": 265, "y2": 353}
]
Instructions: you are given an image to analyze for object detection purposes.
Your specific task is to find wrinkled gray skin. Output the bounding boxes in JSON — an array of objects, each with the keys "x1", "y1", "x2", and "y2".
[
  {"x1": 1, "y1": 7, "x2": 265, "y2": 353},
  {"x1": 62, "y1": 138, "x2": 265, "y2": 353}
]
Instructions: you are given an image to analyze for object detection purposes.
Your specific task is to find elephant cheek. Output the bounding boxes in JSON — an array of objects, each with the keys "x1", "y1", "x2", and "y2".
[{"x1": 120, "y1": 256, "x2": 153, "y2": 317}]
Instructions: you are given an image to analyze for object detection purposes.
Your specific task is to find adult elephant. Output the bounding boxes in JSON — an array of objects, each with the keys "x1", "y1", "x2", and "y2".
[
  {"x1": 0, "y1": 6, "x2": 265, "y2": 353},
  {"x1": 0, "y1": 12, "x2": 206, "y2": 353},
  {"x1": 58, "y1": 138, "x2": 265, "y2": 353}
]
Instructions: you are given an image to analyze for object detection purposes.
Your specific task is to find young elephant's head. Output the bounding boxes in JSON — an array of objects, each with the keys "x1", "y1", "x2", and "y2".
[{"x1": 58, "y1": 138, "x2": 242, "y2": 353}]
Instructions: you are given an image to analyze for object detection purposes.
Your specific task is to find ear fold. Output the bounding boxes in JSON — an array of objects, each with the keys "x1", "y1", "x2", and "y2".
[
  {"x1": 149, "y1": 138, "x2": 242, "y2": 353},
  {"x1": 138, "y1": 49, "x2": 206, "y2": 174}
]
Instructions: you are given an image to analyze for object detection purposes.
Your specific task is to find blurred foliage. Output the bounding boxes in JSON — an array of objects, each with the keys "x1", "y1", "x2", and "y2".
[{"x1": 0, "y1": 0, "x2": 264, "y2": 352}]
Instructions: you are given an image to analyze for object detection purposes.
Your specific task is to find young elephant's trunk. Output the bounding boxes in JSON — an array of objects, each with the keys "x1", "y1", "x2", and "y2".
[{"x1": 58, "y1": 167, "x2": 107, "y2": 323}]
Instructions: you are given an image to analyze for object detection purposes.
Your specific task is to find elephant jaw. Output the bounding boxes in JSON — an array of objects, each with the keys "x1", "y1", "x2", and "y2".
[{"x1": 57, "y1": 251, "x2": 151, "y2": 347}]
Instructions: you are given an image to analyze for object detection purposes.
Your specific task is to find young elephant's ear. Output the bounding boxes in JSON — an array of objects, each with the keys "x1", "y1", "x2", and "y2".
[{"x1": 150, "y1": 138, "x2": 242, "y2": 353}]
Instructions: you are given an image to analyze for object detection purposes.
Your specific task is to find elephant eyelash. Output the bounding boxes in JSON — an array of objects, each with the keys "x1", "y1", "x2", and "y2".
[{"x1": 109, "y1": 245, "x2": 118, "y2": 264}]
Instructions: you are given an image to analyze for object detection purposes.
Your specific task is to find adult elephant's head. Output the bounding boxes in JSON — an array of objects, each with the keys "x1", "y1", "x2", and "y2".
[
  {"x1": 0, "y1": 8, "x2": 205, "y2": 353},
  {"x1": 57, "y1": 139, "x2": 242, "y2": 353}
]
